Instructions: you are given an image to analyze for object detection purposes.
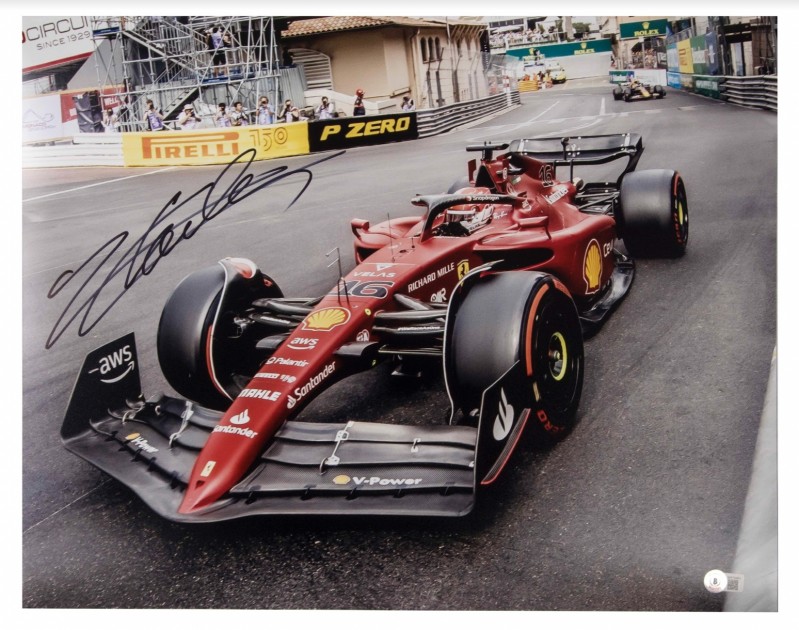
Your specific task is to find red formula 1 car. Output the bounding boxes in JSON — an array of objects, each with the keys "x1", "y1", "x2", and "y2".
[{"x1": 62, "y1": 134, "x2": 688, "y2": 522}]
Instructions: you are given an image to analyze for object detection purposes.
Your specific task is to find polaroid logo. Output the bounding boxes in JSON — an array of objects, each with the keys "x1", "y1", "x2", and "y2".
[
  {"x1": 254, "y1": 372, "x2": 296, "y2": 383},
  {"x1": 141, "y1": 132, "x2": 240, "y2": 160}
]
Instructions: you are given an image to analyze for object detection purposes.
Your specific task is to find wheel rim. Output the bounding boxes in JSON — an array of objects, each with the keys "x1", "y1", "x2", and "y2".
[
  {"x1": 548, "y1": 332, "x2": 568, "y2": 381},
  {"x1": 532, "y1": 295, "x2": 582, "y2": 415},
  {"x1": 673, "y1": 177, "x2": 689, "y2": 245}
]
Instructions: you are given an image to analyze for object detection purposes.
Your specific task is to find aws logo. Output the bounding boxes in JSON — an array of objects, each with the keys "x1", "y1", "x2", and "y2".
[{"x1": 88, "y1": 344, "x2": 134, "y2": 384}]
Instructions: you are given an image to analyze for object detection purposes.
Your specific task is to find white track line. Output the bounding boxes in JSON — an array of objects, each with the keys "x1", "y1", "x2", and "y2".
[{"x1": 23, "y1": 167, "x2": 178, "y2": 203}]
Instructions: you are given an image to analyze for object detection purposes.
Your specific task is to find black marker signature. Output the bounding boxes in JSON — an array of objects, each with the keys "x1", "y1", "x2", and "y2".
[{"x1": 45, "y1": 148, "x2": 344, "y2": 349}]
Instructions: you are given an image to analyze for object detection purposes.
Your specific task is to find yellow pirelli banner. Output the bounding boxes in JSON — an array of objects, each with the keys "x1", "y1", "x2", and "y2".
[{"x1": 122, "y1": 123, "x2": 310, "y2": 167}]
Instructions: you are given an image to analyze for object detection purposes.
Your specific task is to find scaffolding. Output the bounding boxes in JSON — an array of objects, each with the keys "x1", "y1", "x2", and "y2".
[{"x1": 90, "y1": 16, "x2": 283, "y2": 131}]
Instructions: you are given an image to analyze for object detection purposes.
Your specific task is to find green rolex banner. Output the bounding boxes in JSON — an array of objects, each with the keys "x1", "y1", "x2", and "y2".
[
  {"x1": 619, "y1": 19, "x2": 668, "y2": 40},
  {"x1": 504, "y1": 38, "x2": 612, "y2": 60}
]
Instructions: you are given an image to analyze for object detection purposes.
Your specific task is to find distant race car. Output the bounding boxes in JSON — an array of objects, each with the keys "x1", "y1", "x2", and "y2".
[
  {"x1": 547, "y1": 65, "x2": 567, "y2": 84},
  {"x1": 613, "y1": 80, "x2": 666, "y2": 101},
  {"x1": 62, "y1": 133, "x2": 689, "y2": 523}
]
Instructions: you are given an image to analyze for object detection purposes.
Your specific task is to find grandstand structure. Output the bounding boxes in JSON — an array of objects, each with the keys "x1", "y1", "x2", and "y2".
[{"x1": 90, "y1": 16, "x2": 284, "y2": 131}]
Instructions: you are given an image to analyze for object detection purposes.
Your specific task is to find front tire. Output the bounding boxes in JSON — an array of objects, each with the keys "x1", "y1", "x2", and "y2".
[
  {"x1": 446, "y1": 271, "x2": 583, "y2": 443},
  {"x1": 157, "y1": 259, "x2": 282, "y2": 409},
  {"x1": 617, "y1": 170, "x2": 688, "y2": 258}
]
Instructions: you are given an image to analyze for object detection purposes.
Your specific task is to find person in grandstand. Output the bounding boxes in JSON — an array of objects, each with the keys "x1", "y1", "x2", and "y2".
[
  {"x1": 208, "y1": 26, "x2": 226, "y2": 77},
  {"x1": 278, "y1": 99, "x2": 293, "y2": 122},
  {"x1": 230, "y1": 101, "x2": 249, "y2": 126},
  {"x1": 178, "y1": 104, "x2": 202, "y2": 130},
  {"x1": 103, "y1": 108, "x2": 120, "y2": 132},
  {"x1": 143, "y1": 99, "x2": 165, "y2": 131},
  {"x1": 353, "y1": 88, "x2": 366, "y2": 116},
  {"x1": 256, "y1": 97, "x2": 275, "y2": 125},
  {"x1": 316, "y1": 96, "x2": 334, "y2": 120},
  {"x1": 401, "y1": 95, "x2": 415, "y2": 112},
  {"x1": 214, "y1": 102, "x2": 232, "y2": 127}
]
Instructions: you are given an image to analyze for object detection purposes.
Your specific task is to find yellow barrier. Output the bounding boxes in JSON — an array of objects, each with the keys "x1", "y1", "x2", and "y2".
[
  {"x1": 518, "y1": 80, "x2": 539, "y2": 93},
  {"x1": 122, "y1": 123, "x2": 310, "y2": 167}
]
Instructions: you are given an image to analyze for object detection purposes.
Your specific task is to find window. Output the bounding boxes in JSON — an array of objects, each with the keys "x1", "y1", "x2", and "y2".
[{"x1": 420, "y1": 38, "x2": 427, "y2": 62}]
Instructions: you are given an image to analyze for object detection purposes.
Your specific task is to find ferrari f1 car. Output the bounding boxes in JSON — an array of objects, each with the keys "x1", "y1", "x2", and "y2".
[
  {"x1": 62, "y1": 133, "x2": 688, "y2": 522},
  {"x1": 613, "y1": 80, "x2": 666, "y2": 101}
]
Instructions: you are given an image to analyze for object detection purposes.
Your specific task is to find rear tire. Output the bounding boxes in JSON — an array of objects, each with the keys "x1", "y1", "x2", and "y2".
[
  {"x1": 446, "y1": 271, "x2": 583, "y2": 443},
  {"x1": 618, "y1": 169, "x2": 688, "y2": 258}
]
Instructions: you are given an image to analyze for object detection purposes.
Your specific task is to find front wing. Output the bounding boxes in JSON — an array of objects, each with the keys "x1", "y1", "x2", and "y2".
[{"x1": 59, "y1": 334, "x2": 534, "y2": 523}]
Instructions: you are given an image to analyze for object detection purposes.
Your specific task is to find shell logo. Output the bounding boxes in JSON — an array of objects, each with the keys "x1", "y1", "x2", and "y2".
[
  {"x1": 583, "y1": 239, "x2": 602, "y2": 293},
  {"x1": 302, "y1": 307, "x2": 351, "y2": 331},
  {"x1": 332, "y1": 475, "x2": 352, "y2": 485}
]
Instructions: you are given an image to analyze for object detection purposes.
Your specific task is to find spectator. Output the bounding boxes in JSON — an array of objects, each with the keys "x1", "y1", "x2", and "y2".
[
  {"x1": 143, "y1": 99, "x2": 165, "y2": 131},
  {"x1": 285, "y1": 107, "x2": 307, "y2": 123},
  {"x1": 256, "y1": 96, "x2": 275, "y2": 125},
  {"x1": 208, "y1": 26, "x2": 226, "y2": 77},
  {"x1": 178, "y1": 104, "x2": 201, "y2": 130},
  {"x1": 277, "y1": 99, "x2": 293, "y2": 122},
  {"x1": 230, "y1": 101, "x2": 248, "y2": 126},
  {"x1": 316, "y1": 96, "x2": 334, "y2": 120},
  {"x1": 353, "y1": 88, "x2": 365, "y2": 116},
  {"x1": 103, "y1": 107, "x2": 120, "y2": 132},
  {"x1": 401, "y1": 96, "x2": 415, "y2": 112},
  {"x1": 214, "y1": 102, "x2": 232, "y2": 127}
]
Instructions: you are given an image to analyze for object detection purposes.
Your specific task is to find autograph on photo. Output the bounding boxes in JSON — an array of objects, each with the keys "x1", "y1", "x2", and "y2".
[{"x1": 45, "y1": 148, "x2": 344, "y2": 349}]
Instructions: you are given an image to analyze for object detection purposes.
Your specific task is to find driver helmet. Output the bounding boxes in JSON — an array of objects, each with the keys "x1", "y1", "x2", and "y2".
[{"x1": 445, "y1": 188, "x2": 494, "y2": 232}]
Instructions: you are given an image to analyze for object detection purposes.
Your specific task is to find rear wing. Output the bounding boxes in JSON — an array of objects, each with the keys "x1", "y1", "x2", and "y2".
[{"x1": 507, "y1": 133, "x2": 644, "y2": 180}]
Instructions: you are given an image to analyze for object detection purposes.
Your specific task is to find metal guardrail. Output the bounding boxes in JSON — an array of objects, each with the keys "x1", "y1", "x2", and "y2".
[
  {"x1": 22, "y1": 135, "x2": 124, "y2": 168},
  {"x1": 416, "y1": 90, "x2": 521, "y2": 138},
  {"x1": 720, "y1": 75, "x2": 777, "y2": 112}
]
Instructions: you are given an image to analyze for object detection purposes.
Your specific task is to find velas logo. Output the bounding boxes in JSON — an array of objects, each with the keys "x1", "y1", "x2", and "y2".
[
  {"x1": 141, "y1": 132, "x2": 239, "y2": 159},
  {"x1": 302, "y1": 307, "x2": 351, "y2": 331},
  {"x1": 583, "y1": 239, "x2": 602, "y2": 293}
]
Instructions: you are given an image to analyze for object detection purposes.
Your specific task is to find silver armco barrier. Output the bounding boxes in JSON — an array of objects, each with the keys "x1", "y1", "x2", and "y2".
[{"x1": 720, "y1": 75, "x2": 777, "y2": 112}]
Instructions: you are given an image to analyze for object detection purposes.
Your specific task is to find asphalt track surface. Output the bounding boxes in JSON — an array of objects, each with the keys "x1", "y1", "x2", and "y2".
[{"x1": 21, "y1": 79, "x2": 778, "y2": 617}]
